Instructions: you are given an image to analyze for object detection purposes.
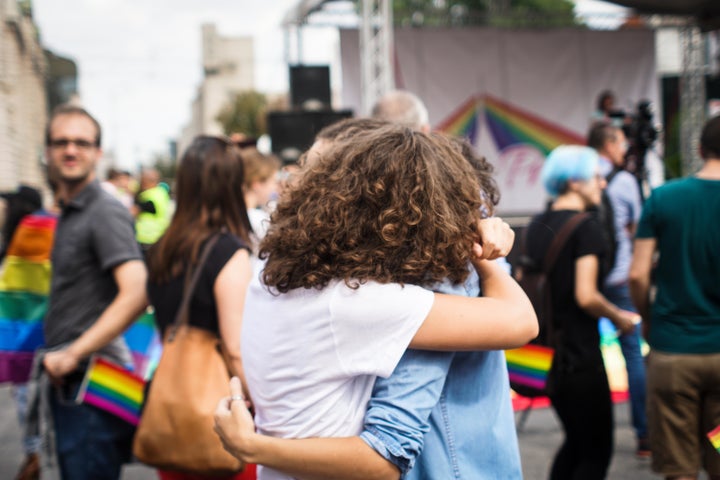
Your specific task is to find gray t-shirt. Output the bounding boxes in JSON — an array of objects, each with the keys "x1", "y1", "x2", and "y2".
[{"x1": 45, "y1": 180, "x2": 142, "y2": 365}]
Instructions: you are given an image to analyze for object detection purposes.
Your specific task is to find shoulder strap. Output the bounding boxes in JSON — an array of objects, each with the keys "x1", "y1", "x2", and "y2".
[
  {"x1": 606, "y1": 166, "x2": 622, "y2": 184},
  {"x1": 542, "y1": 213, "x2": 591, "y2": 274},
  {"x1": 167, "y1": 233, "x2": 221, "y2": 341}
]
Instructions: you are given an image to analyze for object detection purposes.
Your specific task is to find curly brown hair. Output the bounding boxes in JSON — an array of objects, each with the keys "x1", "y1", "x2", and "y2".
[
  {"x1": 260, "y1": 124, "x2": 484, "y2": 292},
  {"x1": 451, "y1": 136, "x2": 500, "y2": 216}
]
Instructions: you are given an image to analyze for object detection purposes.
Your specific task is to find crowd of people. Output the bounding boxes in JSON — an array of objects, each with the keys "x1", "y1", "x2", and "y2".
[{"x1": 0, "y1": 88, "x2": 719, "y2": 480}]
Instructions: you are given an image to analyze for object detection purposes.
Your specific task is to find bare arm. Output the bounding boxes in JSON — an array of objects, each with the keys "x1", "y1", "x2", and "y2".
[
  {"x1": 43, "y1": 260, "x2": 148, "y2": 381},
  {"x1": 574, "y1": 254, "x2": 636, "y2": 335},
  {"x1": 215, "y1": 378, "x2": 399, "y2": 480},
  {"x1": 410, "y1": 259, "x2": 538, "y2": 350},
  {"x1": 629, "y1": 238, "x2": 656, "y2": 338},
  {"x1": 215, "y1": 249, "x2": 252, "y2": 398}
]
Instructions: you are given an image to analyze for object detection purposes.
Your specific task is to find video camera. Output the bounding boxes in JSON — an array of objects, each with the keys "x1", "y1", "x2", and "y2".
[
  {"x1": 616, "y1": 100, "x2": 660, "y2": 178},
  {"x1": 624, "y1": 100, "x2": 659, "y2": 154}
]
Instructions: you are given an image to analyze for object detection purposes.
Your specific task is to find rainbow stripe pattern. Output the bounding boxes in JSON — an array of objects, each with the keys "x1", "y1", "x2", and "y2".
[
  {"x1": 505, "y1": 344, "x2": 554, "y2": 391},
  {"x1": 483, "y1": 95, "x2": 585, "y2": 155},
  {"x1": 0, "y1": 211, "x2": 57, "y2": 383},
  {"x1": 76, "y1": 355, "x2": 145, "y2": 425},
  {"x1": 436, "y1": 95, "x2": 481, "y2": 144},
  {"x1": 708, "y1": 425, "x2": 720, "y2": 452}
]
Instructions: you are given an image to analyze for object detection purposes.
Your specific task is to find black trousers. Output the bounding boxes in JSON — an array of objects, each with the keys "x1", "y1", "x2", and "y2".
[{"x1": 548, "y1": 365, "x2": 614, "y2": 480}]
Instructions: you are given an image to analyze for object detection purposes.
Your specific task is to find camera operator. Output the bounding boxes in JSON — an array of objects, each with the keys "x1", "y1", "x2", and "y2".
[
  {"x1": 593, "y1": 91, "x2": 660, "y2": 199},
  {"x1": 593, "y1": 90, "x2": 631, "y2": 128},
  {"x1": 623, "y1": 100, "x2": 659, "y2": 187}
]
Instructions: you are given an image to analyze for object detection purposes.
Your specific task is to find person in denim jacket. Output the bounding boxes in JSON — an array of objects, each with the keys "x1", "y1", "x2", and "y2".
[
  {"x1": 360, "y1": 137, "x2": 521, "y2": 478},
  {"x1": 362, "y1": 263, "x2": 521, "y2": 479}
]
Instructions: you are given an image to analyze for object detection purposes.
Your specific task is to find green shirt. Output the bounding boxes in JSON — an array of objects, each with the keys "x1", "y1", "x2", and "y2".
[{"x1": 636, "y1": 176, "x2": 720, "y2": 354}]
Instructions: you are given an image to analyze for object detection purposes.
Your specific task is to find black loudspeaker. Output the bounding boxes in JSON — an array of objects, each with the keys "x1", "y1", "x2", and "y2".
[
  {"x1": 268, "y1": 109, "x2": 353, "y2": 163},
  {"x1": 289, "y1": 65, "x2": 331, "y2": 110}
]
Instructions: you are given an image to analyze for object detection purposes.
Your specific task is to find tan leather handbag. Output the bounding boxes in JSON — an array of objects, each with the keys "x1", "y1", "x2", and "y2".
[{"x1": 133, "y1": 234, "x2": 244, "y2": 475}]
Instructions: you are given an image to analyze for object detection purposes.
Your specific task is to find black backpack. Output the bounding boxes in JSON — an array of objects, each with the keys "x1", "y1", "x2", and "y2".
[{"x1": 511, "y1": 212, "x2": 590, "y2": 398}]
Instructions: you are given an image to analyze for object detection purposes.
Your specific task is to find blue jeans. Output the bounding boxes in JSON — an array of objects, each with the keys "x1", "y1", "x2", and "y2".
[
  {"x1": 11, "y1": 383, "x2": 41, "y2": 454},
  {"x1": 50, "y1": 373, "x2": 135, "y2": 480},
  {"x1": 603, "y1": 281, "x2": 648, "y2": 440}
]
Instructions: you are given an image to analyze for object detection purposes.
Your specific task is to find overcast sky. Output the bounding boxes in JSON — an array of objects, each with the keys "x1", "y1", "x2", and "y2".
[{"x1": 31, "y1": 0, "x2": 627, "y2": 171}]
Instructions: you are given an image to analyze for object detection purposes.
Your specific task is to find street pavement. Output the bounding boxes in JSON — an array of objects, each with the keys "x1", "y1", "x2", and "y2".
[{"x1": 0, "y1": 384, "x2": 695, "y2": 479}]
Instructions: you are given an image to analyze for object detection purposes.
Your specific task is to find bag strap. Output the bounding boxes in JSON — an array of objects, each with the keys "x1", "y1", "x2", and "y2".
[
  {"x1": 542, "y1": 212, "x2": 591, "y2": 274},
  {"x1": 167, "y1": 233, "x2": 221, "y2": 342},
  {"x1": 605, "y1": 166, "x2": 622, "y2": 185}
]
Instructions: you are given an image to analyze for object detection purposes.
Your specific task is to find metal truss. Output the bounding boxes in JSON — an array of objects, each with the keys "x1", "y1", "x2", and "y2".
[
  {"x1": 359, "y1": 0, "x2": 394, "y2": 115},
  {"x1": 680, "y1": 25, "x2": 707, "y2": 175}
]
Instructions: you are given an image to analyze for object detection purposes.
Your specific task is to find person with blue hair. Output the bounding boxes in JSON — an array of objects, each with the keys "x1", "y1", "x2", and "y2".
[{"x1": 526, "y1": 145, "x2": 638, "y2": 479}]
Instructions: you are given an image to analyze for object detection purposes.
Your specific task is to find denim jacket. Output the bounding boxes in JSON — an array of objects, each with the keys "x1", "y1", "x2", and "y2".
[{"x1": 360, "y1": 262, "x2": 522, "y2": 479}]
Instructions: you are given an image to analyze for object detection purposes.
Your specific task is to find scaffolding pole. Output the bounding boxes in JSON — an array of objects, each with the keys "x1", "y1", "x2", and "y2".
[
  {"x1": 360, "y1": 0, "x2": 394, "y2": 115},
  {"x1": 680, "y1": 25, "x2": 706, "y2": 175}
]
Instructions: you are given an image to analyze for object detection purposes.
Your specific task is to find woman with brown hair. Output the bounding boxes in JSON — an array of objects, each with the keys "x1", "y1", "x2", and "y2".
[
  {"x1": 146, "y1": 136, "x2": 256, "y2": 480},
  {"x1": 216, "y1": 124, "x2": 538, "y2": 480}
]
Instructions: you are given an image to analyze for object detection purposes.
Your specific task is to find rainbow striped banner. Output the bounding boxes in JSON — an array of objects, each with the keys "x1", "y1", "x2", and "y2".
[
  {"x1": 483, "y1": 95, "x2": 585, "y2": 155},
  {"x1": 0, "y1": 211, "x2": 56, "y2": 383},
  {"x1": 708, "y1": 425, "x2": 720, "y2": 452},
  {"x1": 76, "y1": 356, "x2": 145, "y2": 425},
  {"x1": 505, "y1": 344, "x2": 554, "y2": 391},
  {"x1": 436, "y1": 95, "x2": 481, "y2": 144}
]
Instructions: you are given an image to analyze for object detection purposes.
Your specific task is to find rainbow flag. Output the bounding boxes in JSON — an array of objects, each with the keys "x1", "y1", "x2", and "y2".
[
  {"x1": 482, "y1": 95, "x2": 584, "y2": 155},
  {"x1": 0, "y1": 211, "x2": 57, "y2": 383},
  {"x1": 122, "y1": 310, "x2": 162, "y2": 380},
  {"x1": 708, "y1": 425, "x2": 720, "y2": 452},
  {"x1": 505, "y1": 344, "x2": 554, "y2": 391},
  {"x1": 436, "y1": 95, "x2": 481, "y2": 144},
  {"x1": 76, "y1": 355, "x2": 145, "y2": 425}
]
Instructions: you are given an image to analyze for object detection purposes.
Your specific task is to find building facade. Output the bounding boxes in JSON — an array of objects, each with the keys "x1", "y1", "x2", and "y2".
[
  {"x1": 178, "y1": 23, "x2": 255, "y2": 156},
  {"x1": 0, "y1": 0, "x2": 48, "y2": 193}
]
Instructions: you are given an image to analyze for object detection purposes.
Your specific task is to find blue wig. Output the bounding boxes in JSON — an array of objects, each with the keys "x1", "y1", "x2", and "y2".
[{"x1": 541, "y1": 145, "x2": 599, "y2": 197}]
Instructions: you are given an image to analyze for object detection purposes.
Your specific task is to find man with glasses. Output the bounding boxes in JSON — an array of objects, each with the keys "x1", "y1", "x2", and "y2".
[
  {"x1": 588, "y1": 121, "x2": 649, "y2": 458},
  {"x1": 40, "y1": 105, "x2": 148, "y2": 479}
]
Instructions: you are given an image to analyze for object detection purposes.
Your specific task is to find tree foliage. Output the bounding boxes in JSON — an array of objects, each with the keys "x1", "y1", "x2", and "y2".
[
  {"x1": 216, "y1": 90, "x2": 268, "y2": 138},
  {"x1": 393, "y1": 0, "x2": 579, "y2": 28}
]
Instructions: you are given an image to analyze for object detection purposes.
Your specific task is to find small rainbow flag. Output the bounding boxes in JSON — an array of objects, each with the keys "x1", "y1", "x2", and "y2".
[
  {"x1": 122, "y1": 310, "x2": 162, "y2": 380},
  {"x1": 505, "y1": 344, "x2": 554, "y2": 391},
  {"x1": 483, "y1": 95, "x2": 585, "y2": 155},
  {"x1": 436, "y1": 95, "x2": 481, "y2": 144},
  {"x1": 708, "y1": 425, "x2": 720, "y2": 452},
  {"x1": 76, "y1": 355, "x2": 145, "y2": 425}
]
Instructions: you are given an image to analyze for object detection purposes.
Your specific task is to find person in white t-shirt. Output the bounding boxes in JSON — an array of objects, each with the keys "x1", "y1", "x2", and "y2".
[
  {"x1": 216, "y1": 124, "x2": 538, "y2": 480},
  {"x1": 240, "y1": 148, "x2": 281, "y2": 244}
]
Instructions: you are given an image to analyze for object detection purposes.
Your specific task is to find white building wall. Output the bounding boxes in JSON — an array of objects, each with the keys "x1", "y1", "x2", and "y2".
[{"x1": 0, "y1": 0, "x2": 48, "y2": 195}]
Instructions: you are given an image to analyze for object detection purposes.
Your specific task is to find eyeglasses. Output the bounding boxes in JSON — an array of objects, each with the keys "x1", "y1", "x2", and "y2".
[{"x1": 48, "y1": 138, "x2": 98, "y2": 150}]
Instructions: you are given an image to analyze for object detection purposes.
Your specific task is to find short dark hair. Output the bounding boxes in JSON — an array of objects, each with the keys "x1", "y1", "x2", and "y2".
[
  {"x1": 700, "y1": 115, "x2": 720, "y2": 160},
  {"x1": 596, "y1": 90, "x2": 615, "y2": 112},
  {"x1": 587, "y1": 121, "x2": 618, "y2": 152},
  {"x1": 45, "y1": 104, "x2": 102, "y2": 147}
]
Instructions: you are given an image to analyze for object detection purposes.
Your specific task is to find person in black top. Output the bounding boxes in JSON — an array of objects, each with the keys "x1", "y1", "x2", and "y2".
[
  {"x1": 145, "y1": 136, "x2": 255, "y2": 480},
  {"x1": 526, "y1": 145, "x2": 638, "y2": 480}
]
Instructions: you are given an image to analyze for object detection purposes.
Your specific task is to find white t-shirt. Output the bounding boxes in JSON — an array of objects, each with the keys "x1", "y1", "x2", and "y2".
[
  {"x1": 241, "y1": 272, "x2": 435, "y2": 480},
  {"x1": 248, "y1": 208, "x2": 271, "y2": 240}
]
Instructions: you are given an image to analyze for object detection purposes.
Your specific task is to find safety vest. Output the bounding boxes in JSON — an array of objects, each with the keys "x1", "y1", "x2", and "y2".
[{"x1": 135, "y1": 186, "x2": 170, "y2": 245}]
